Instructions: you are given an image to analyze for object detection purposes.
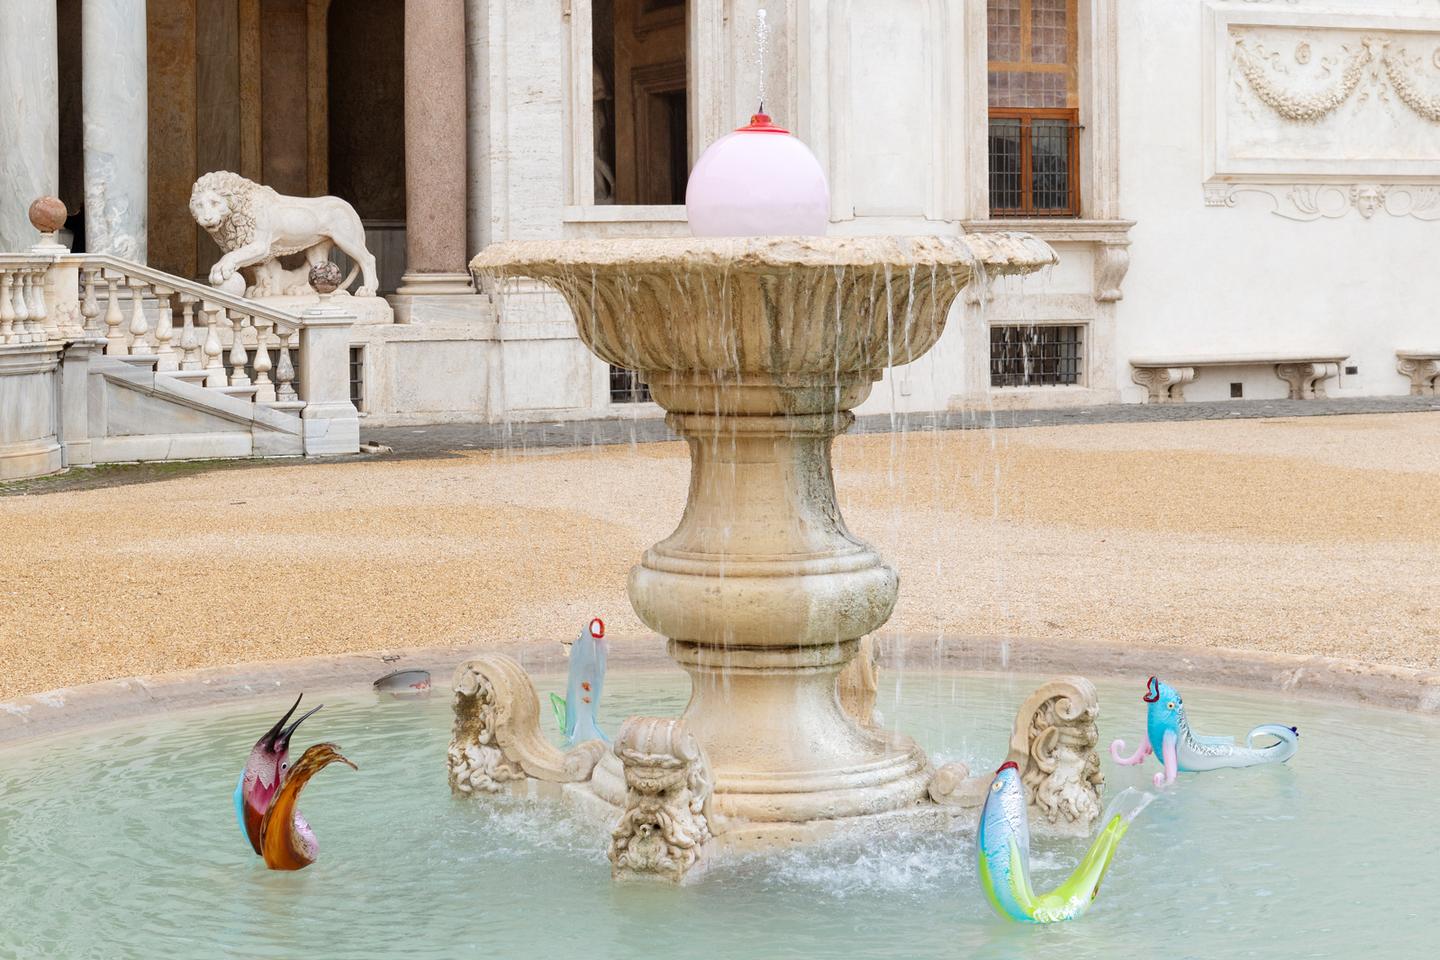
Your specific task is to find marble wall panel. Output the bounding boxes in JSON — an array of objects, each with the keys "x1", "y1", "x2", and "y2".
[{"x1": 0, "y1": 0, "x2": 59, "y2": 250}]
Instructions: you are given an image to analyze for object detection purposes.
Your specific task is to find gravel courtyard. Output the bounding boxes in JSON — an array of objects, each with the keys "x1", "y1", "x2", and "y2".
[{"x1": 2, "y1": 411, "x2": 1438, "y2": 701}]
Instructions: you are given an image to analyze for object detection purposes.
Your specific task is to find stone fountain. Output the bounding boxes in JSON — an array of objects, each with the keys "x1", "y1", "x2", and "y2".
[{"x1": 450, "y1": 117, "x2": 1102, "y2": 881}]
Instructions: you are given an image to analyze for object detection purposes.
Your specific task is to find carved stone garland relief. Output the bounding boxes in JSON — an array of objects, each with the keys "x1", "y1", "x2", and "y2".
[{"x1": 1211, "y1": 22, "x2": 1440, "y2": 221}]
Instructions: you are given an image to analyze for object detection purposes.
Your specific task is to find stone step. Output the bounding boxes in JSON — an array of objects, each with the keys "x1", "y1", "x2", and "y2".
[
  {"x1": 115, "y1": 353, "x2": 157, "y2": 370},
  {"x1": 216, "y1": 384, "x2": 258, "y2": 402},
  {"x1": 159, "y1": 369, "x2": 212, "y2": 385}
]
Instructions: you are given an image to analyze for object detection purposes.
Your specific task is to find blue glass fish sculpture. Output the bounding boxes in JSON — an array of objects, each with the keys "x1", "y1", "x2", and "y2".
[
  {"x1": 550, "y1": 618, "x2": 609, "y2": 745},
  {"x1": 1111, "y1": 676, "x2": 1298, "y2": 787}
]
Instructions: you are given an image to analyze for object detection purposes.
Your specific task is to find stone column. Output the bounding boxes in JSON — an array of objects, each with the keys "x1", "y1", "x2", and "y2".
[
  {"x1": 0, "y1": 0, "x2": 59, "y2": 252},
  {"x1": 397, "y1": 0, "x2": 472, "y2": 310},
  {"x1": 82, "y1": 0, "x2": 148, "y2": 260}
]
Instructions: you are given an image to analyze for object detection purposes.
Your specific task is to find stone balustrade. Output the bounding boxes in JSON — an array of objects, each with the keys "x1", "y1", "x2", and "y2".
[
  {"x1": 0, "y1": 257, "x2": 60, "y2": 346},
  {"x1": 1, "y1": 241, "x2": 359, "y2": 480},
  {"x1": 63, "y1": 256, "x2": 305, "y2": 409}
]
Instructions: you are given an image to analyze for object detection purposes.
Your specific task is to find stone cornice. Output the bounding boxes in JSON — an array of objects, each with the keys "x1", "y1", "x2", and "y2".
[{"x1": 960, "y1": 219, "x2": 1135, "y2": 244}]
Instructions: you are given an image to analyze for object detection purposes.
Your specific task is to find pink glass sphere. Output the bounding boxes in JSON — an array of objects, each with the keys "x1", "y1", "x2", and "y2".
[{"x1": 685, "y1": 114, "x2": 830, "y2": 238}]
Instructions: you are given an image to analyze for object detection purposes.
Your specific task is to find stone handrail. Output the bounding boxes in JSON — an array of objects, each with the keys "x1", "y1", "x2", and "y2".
[
  {"x1": 65, "y1": 254, "x2": 305, "y2": 333},
  {"x1": 35, "y1": 253, "x2": 306, "y2": 405}
]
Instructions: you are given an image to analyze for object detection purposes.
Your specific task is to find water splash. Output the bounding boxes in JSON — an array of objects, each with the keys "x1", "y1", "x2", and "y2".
[{"x1": 754, "y1": 7, "x2": 772, "y2": 114}]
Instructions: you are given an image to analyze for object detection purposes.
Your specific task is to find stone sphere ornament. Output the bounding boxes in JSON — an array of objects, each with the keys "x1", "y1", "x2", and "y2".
[
  {"x1": 685, "y1": 113, "x2": 830, "y2": 237},
  {"x1": 218, "y1": 273, "x2": 247, "y2": 297},
  {"x1": 309, "y1": 261, "x2": 344, "y2": 296},
  {"x1": 28, "y1": 196, "x2": 67, "y2": 235}
]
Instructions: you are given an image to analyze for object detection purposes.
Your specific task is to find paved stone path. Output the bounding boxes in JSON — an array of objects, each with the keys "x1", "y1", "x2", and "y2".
[
  {"x1": 4, "y1": 396, "x2": 1437, "y2": 496},
  {"x1": 363, "y1": 395, "x2": 1440, "y2": 456}
]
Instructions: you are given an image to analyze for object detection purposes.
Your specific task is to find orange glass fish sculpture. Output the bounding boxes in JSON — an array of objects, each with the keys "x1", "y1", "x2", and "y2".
[{"x1": 258, "y1": 742, "x2": 357, "y2": 871}]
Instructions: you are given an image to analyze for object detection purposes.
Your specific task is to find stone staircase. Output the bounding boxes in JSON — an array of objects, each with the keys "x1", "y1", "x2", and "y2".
[{"x1": 1, "y1": 244, "x2": 359, "y2": 481}]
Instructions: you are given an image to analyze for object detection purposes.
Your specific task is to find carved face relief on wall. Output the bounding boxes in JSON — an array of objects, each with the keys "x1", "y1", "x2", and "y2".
[{"x1": 1349, "y1": 184, "x2": 1387, "y2": 218}]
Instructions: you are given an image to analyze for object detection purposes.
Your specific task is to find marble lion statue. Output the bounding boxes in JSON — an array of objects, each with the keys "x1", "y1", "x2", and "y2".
[{"x1": 189, "y1": 171, "x2": 379, "y2": 298}]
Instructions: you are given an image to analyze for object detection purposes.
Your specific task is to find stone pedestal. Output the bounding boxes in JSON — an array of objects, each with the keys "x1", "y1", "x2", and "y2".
[
  {"x1": 0, "y1": 0, "x2": 59, "y2": 252},
  {"x1": 82, "y1": 0, "x2": 147, "y2": 260},
  {"x1": 399, "y1": 0, "x2": 472, "y2": 313},
  {"x1": 472, "y1": 235, "x2": 1058, "y2": 827},
  {"x1": 298, "y1": 299, "x2": 359, "y2": 456},
  {"x1": 640, "y1": 381, "x2": 931, "y2": 822},
  {"x1": 0, "y1": 342, "x2": 63, "y2": 480}
]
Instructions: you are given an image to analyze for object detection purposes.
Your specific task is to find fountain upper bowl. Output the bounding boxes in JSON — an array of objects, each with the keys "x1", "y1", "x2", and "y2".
[{"x1": 470, "y1": 234, "x2": 1057, "y2": 404}]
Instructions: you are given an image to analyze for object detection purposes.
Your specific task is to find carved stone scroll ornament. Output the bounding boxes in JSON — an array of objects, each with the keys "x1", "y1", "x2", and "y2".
[
  {"x1": 609, "y1": 716, "x2": 714, "y2": 883},
  {"x1": 1231, "y1": 35, "x2": 1374, "y2": 123},
  {"x1": 1131, "y1": 365, "x2": 1196, "y2": 404},
  {"x1": 1397, "y1": 355, "x2": 1440, "y2": 396},
  {"x1": 448, "y1": 654, "x2": 606, "y2": 795},
  {"x1": 1093, "y1": 241, "x2": 1131, "y2": 303},
  {"x1": 1204, "y1": 183, "x2": 1440, "y2": 222},
  {"x1": 1275, "y1": 361, "x2": 1340, "y2": 400},
  {"x1": 929, "y1": 677, "x2": 1104, "y2": 836},
  {"x1": 1010, "y1": 677, "x2": 1103, "y2": 835}
]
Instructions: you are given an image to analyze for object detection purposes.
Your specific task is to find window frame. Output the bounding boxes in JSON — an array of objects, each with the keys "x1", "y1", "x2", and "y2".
[
  {"x1": 565, "y1": 0, "x2": 723, "y2": 217},
  {"x1": 988, "y1": 322, "x2": 1088, "y2": 389},
  {"x1": 987, "y1": 107, "x2": 1082, "y2": 218},
  {"x1": 967, "y1": 0, "x2": 1123, "y2": 225},
  {"x1": 984, "y1": 0, "x2": 1084, "y2": 219}
]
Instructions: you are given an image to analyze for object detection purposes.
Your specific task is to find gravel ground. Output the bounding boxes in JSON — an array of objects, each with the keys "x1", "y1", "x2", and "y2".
[{"x1": 2, "y1": 412, "x2": 1438, "y2": 700}]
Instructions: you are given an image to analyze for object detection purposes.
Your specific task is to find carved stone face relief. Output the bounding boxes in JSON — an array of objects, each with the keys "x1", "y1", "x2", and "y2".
[
  {"x1": 1295, "y1": 41, "x2": 1311, "y2": 65},
  {"x1": 1350, "y1": 184, "x2": 1386, "y2": 218}
]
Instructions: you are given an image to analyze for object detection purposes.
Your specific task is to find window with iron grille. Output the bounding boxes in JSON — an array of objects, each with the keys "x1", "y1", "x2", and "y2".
[
  {"x1": 609, "y1": 364, "x2": 651, "y2": 403},
  {"x1": 989, "y1": 325, "x2": 1084, "y2": 387},
  {"x1": 349, "y1": 346, "x2": 365, "y2": 411},
  {"x1": 987, "y1": 0, "x2": 1080, "y2": 217}
]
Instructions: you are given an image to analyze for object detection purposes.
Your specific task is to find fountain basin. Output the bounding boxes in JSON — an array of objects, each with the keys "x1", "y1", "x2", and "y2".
[{"x1": 2, "y1": 668, "x2": 1433, "y2": 957}]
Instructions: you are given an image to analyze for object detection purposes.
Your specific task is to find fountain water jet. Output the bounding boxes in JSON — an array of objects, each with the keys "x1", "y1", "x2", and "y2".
[{"x1": 469, "y1": 233, "x2": 1056, "y2": 844}]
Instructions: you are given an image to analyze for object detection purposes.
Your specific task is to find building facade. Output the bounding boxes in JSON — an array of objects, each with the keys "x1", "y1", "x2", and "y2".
[{"x1": 3, "y1": 0, "x2": 1438, "y2": 425}]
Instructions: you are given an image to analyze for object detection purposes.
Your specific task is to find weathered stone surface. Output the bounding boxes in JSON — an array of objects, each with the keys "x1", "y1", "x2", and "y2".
[
  {"x1": 83, "y1": 0, "x2": 148, "y2": 260},
  {"x1": 473, "y1": 232, "x2": 1054, "y2": 825},
  {"x1": 0, "y1": 0, "x2": 59, "y2": 252}
]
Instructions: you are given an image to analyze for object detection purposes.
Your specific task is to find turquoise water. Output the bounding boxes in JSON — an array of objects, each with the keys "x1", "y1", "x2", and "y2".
[{"x1": 2, "y1": 669, "x2": 1437, "y2": 959}]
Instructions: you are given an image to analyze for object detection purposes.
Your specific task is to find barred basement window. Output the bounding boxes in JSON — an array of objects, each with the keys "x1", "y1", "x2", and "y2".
[
  {"x1": 609, "y1": 364, "x2": 651, "y2": 403},
  {"x1": 989, "y1": 325, "x2": 1083, "y2": 387},
  {"x1": 349, "y1": 346, "x2": 366, "y2": 411},
  {"x1": 987, "y1": 0, "x2": 1080, "y2": 217}
]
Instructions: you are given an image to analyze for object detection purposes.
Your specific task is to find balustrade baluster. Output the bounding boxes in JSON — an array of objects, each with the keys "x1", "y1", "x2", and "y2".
[
  {"x1": 12, "y1": 268, "x2": 32, "y2": 342},
  {"x1": 201, "y1": 303, "x2": 226, "y2": 386},
  {"x1": 80, "y1": 269, "x2": 101, "y2": 337},
  {"x1": 0, "y1": 273, "x2": 14, "y2": 344},
  {"x1": 275, "y1": 328, "x2": 297, "y2": 402},
  {"x1": 103, "y1": 275, "x2": 126, "y2": 354},
  {"x1": 30, "y1": 267, "x2": 54, "y2": 340},
  {"x1": 177, "y1": 296, "x2": 200, "y2": 370},
  {"x1": 153, "y1": 287, "x2": 177, "y2": 371},
  {"x1": 252, "y1": 316, "x2": 275, "y2": 402},
  {"x1": 126, "y1": 279, "x2": 151, "y2": 354},
  {"x1": 228, "y1": 312, "x2": 251, "y2": 387}
]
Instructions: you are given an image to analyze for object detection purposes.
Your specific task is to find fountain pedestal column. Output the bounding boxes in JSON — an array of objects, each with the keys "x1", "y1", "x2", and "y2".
[{"x1": 633, "y1": 377, "x2": 931, "y2": 823}]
